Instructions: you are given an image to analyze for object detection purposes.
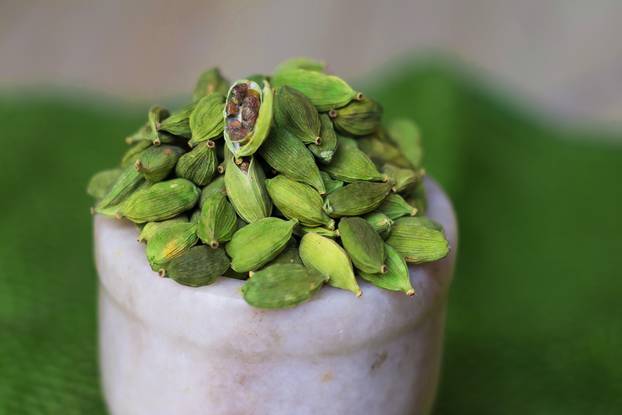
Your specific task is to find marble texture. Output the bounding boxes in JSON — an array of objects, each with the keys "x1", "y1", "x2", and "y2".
[{"x1": 95, "y1": 178, "x2": 457, "y2": 415}]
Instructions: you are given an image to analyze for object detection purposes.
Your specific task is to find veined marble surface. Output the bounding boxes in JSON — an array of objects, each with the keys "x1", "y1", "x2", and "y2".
[{"x1": 95, "y1": 177, "x2": 457, "y2": 415}]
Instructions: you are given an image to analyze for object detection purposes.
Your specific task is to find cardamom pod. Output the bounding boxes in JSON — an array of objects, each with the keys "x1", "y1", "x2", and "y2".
[
  {"x1": 383, "y1": 163, "x2": 423, "y2": 192},
  {"x1": 308, "y1": 113, "x2": 338, "y2": 164},
  {"x1": 272, "y1": 68, "x2": 358, "y2": 111},
  {"x1": 320, "y1": 171, "x2": 344, "y2": 194},
  {"x1": 323, "y1": 135, "x2": 386, "y2": 182},
  {"x1": 167, "y1": 245, "x2": 230, "y2": 287},
  {"x1": 323, "y1": 181, "x2": 392, "y2": 217},
  {"x1": 135, "y1": 145, "x2": 185, "y2": 182},
  {"x1": 147, "y1": 106, "x2": 171, "y2": 142},
  {"x1": 225, "y1": 217, "x2": 296, "y2": 272},
  {"x1": 121, "y1": 140, "x2": 151, "y2": 167},
  {"x1": 360, "y1": 243, "x2": 414, "y2": 296},
  {"x1": 338, "y1": 217, "x2": 386, "y2": 274},
  {"x1": 96, "y1": 163, "x2": 144, "y2": 211},
  {"x1": 199, "y1": 175, "x2": 225, "y2": 208},
  {"x1": 386, "y1": 119, "x2": 423, "y2": 169},
  {"x1": 146, "y1": 222, "x2": 198, "y2": 272},
  {"x1": 386, "y1": 217, "x2": 449, "y2": 263},
  {"x1": 268, "y1": 240, "x2": 303, "y2": 266},
  {"x1": 189, "y1": 94, "x2": 226, "y2": 147},
  {"x1": 357, "y1": 135, "x2": 411, "y2": 169},
  {"x1": 405, "y1": 182, "x2": 427, "y2": 215},
  {"x1": 298, "y1": 225, "x2": 339, "y2": 239},
  {"x1": 275, "y1": 57, "x2": 326, "y2": 74},
  {"x1": 377, "y1": 193, "x2": 417, "y2": 220},
  {"x1": 299, "y1": 232, "x2": 361, "y2": 296},
  {"x1": 87, "y1": 168, "x2": 121, "y2": 200},
  {"x1": 120, "y1": 178, "x2": 200, "y2": 223},
  {"x1": 266, "y1": 175, "x2": 334, "y2": 228},
  {"x1": 193, "y1": 67, "x2": 230, "y2": 101},
  {"x1": 364, "y1": 212, "x2": 393, "y2": 235},
  {"x1": 259, "y1": 127, "x2": 325, "y2": 193},
  {"x1": 125, "y1": 123, "x2": 151, "y2": 145},
  {"x1": 197, "y1": 191, "x2": 237, "y2": 248},
  {"x1": 224, "y1": 80, "x2": 273, "y2": 157},
  {"x1": 330, "y1": 97, "x2": 382, "y2": 136},
  {"x1": 138, "y1": 216, "x2": 189, "y2": 242},
  {"x1": 158, "y1": 102, "x2": 195, "y2": 138},
  {"x1": 224, "y1": 155, "x2": 272, "y2": 223},
  {"x1": 274, "y1": 86, "x2": 321, "y2": 145},
  {"x1": 175, "y1": 140, "x2": 218, "y2": 186},
  {"x1": 241, "y1": 263, "x2": 326, "y2": 309}
]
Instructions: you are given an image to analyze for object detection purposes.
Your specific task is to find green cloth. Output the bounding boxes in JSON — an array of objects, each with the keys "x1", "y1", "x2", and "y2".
[{"x1": 1, "y1": 59, "x2": 621, "y2": 414}]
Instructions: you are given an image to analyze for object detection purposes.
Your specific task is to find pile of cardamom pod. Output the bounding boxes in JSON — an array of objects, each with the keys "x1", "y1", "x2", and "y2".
[{"x1": 88, "y1": 58, "x2": 449, "y2": 309}]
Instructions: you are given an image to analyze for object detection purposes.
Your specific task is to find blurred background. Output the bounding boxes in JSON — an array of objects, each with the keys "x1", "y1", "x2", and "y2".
[{"x1": 1, "y1": 1, "x2": 621, "y2": 414}]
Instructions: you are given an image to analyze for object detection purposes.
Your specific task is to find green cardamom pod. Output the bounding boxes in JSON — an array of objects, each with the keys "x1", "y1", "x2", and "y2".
[
  {"x1": 167, "y1": 245, "x2": 230, "y2": 287},
  {"x1": 87, "y1": 168, "x2": 122, "y2": 200},
  {"x1": 266, "y1": 175, "x2": 334, "y2": 228},
  {"x1": 386, "y1": 119, "x2": 423, "y2": 169},
  {"x1": 146, "y1": 222, "x2": 198, "y2": 272},
  {"x1": 189, "y1": 94, "x2": 225, "y2": 147},
  {"x1": 225, "y1": 217, "x2": 296, "y2": 272},
  {"x1": 138, "y1": 216, "x2": 189, "y2": 242},
  {"x1": 224, "y1": 80, "x2": 273, "y2": 158},
  {"x1": 360, "y1": 243, "x2": 414, "y2": 296},
  {"x1": 298, "y1": 226, "x2": 339, "y2": 239},
  {"x1": 299, "y1": 232, "x2": 361, "y2": 296},
  {"x1": 193, "y1": 67, "x2": 230, "y2": 101},
  {"x1": 308, "y1": 113, "x2": 338, "y2": 164},
  {"x1": 135, "y1": 145, "x2": 185, "y2": 182},
  {"x1": 382, "y1": 163, "x2": 423, "y2": 192},
  {"x1": 338, "y1": 217, "x2": 386, "y2": 274},
  {"x1": 386, "y1": 217, "x2": 449, "y2": 263},
  {"x1": 275, "y1": 57, "x2": 326, "y2": 74},
  {"x1": 197, "y1": 191, "x2": 237, "y2": 248},
  {"x1": 199, "y1": 175, "x2": 225, "y2": 208},
  {"x1": 377, "y1": 193, "x2": 417, "y2": 220},
  {"x1": 121, "y1": 140, "x2": 151, "y2": 167},
  {"x1": 357, "y1": 135, "x2": 411, "y2": 169},
  {"x1": 323, "y1": 135, "x2": 386, "y2": 182},
  {"x1": 323, "y1": 181, "x2": 392, "y2": 217},
  {"x1": 241, "y1": 263, "x2": 326, "y2": 309},
  {"x1": 405, "y1": 182, "x2": 427, "y2": 215},
  {"x1": 158, "y1": 102, "x2": 195, "y2": 138},
  {"x1": 274, "y1": 86, "x2": 321, "y2": 145},
  {"x1": 259, "y1": 128, "x2": 325, "y2": 194},
  {"x1": 364, "y1": 212, "x2": 393, "y2": 235},
  {"x1": 320, "y1": 171, "x2": 344, "y2": 194},
  {"x1": 330, "y1": 97, "x2": 382, "y2": 136},
  {"x1": 268, "y1": 240, "x2": 303, "y2": 266},
  {"x1": 125, "y1": 123, "x2": 151, "y2": 145},
  {"x1": 147, "y1": 106, "x2": 171, "y2": 141},
  {"x1": 224, "y1": 155, "x2": 272, "y2": 223},
  {"x1": 96, "y1": 163, "x2": 144, "y2": 211},
  {"x1": 175, "y1": 140, "x2": 218, "y2": 186},
  {"x1": 271, "y1": 68, "x2": 358, "y2": 111},
  {"x1": 120, "y1": 178, "x2": 200, "y2": 223}
]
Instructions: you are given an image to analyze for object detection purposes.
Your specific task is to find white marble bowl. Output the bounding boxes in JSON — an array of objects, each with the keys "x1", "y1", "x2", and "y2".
[{"x1": 95, "y1": 178, "x2": 457, "y2": 415}]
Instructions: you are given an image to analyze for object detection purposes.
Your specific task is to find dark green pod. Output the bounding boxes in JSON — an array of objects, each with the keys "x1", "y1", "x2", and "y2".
[
  {"x1": 386, "y1": 217, "x2": 449, "y2": 264},
  {"x1": 274, "y1": 86, "x2": 321, "y2": 145},
  {"x1": 320, "y1": 171, "x2": 344, "y2": 194},
  {"x1": 167, "y1": 245, "x2": 230, "y2": 287},
  {"x1": 357, "y1": 135, "x2": 411, "y2": 169},
  {"x1": 308, "y1": 113, "x2": 338, "y2": 164},
  {"x1": 387, "y1": 119, "x2": 423, "y2": 169},
  {"x1": 360, "y1": 243, "x2": 415, "y2": 296},
  {"x1": 175, "y1": 141, "x2": 218, "y2": 186},
  {"x1": 323, "y1": 181, "x2": 392, "y2": 217},
  {"x1": 323, "y1": 136, "x2": 385, "y2": 182},
  {"x1": 135, "y1": 145, "x2": 185, "y2": 182},
  {"x1": 197, "y1": 191, "x2": 237, "y2": 248},
  {"x1": 338, "y1": 217, "x2": 386, "y2": 274},
  {"x1": 331, "y1": 97, "x2": 382, "y2": 136}
]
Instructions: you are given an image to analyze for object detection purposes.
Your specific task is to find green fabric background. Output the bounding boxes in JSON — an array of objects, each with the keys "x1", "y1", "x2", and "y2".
[{"x1": 1, "y1": 59, "x2": 621, "y2": 414}]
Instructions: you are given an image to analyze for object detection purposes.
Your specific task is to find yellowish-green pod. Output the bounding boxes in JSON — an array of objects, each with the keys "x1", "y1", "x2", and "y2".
[
  {"x1": 223, "y1": 80, "x2": 273, "y2": 158},
  {"x1": 299, "y1": 232, "x2": 361, "y2": 296},
  {"x1": 377, "y1": 193, "x2": 418, "y2": 220},
  {"x1": 158, "y1": 102, "x2": 196, "y2": 138},
  {"x1": 167, "y1": 245, "x2": 230, "y2": 287},
  {"x1": 175, "y1": 141, "x2": 218, "y2": 186},
  {"x1": 320, "y1": 171, "x2": 344, "y2": 194},
  {"x1": 241, "y1": 263, "x2": 327, "y2": 309},
  {"x1": 323, "y1": 181, "x2": 392, "y2": 217},
  {"x1": 96, "y1": 163, "x2": 145, "y2": 211},
  {"x1": 138, "y1": 216, "x2": 189, "y2": 242},
  {"x1": 120, "y1": 178, "x2": 199, "y2": 223},
  {"x1": 266, "y1": 175, "x2": 333, "y2": 228},
  {"x1": 272, "y1": 68, "x2": 358, "y2": 111},
  {"x1": 225, "y1": 217, "x2": 296, "y2": 273},
  {"x1": 387, "y1": 119, "x2": 423, "y2": 169},
  {"x1": 323, "y1": 136, "x2": 385, "y2": 182},
  {"x1": 135, "y1": 145, "x2": 185, "y2": 182},
  {"x1": 259, "y1": 127, "x2": 326, "y2": 194},
  {"x1": 308, "y1": 113, "x2": 338, "y2": 164},
  {"x1": 274, "y1": 57, "x2": 326, "y2": 74},
  {"x1": 338, "y1": 217, "x2": 386, "y2": 274},
  {"x1": 146, "y1": 222, "x2": 197, "y2": 272},
  {"x1": 331, "y1": 97, "x2": 382, "y2": 136},
  {"x1": 224, "y1": 155, "x2": 272, "y2": 223},
  {"x1": 360, "y1": 243, "x2": 415, "y2": 296},
  {"x1": 357, "y1": 135, "x2": 411, "y2": 169},
  {"x1": 189, "y1": 94, "x2": 225, "y2": 147},
  {"x1": 386, "y1": 217, "x2": 449, "y2": 264},
  {"x1": 87, "y1": 168, "x2": 122, "y2": 200},
  {"x1": 274, "y1": 86, "x2": 321, "y2": 145},
  {"x1": 193, "y1": 67, "x2": 230, "y2": 101},
  {"x1": 197, "y1": 191, "x2": 237, "y2": 248}
]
